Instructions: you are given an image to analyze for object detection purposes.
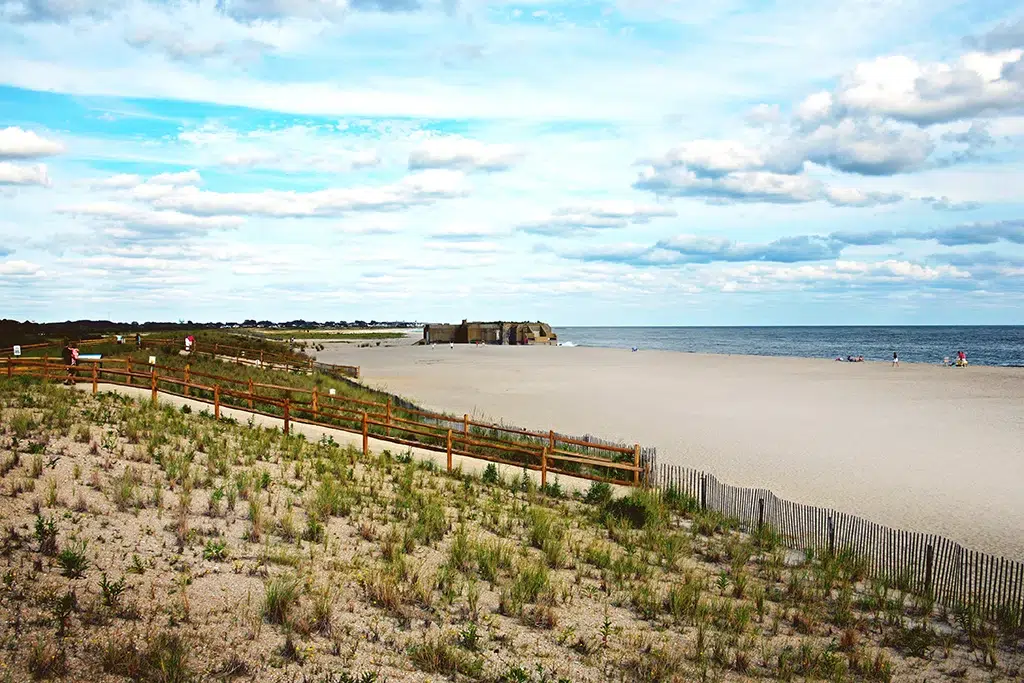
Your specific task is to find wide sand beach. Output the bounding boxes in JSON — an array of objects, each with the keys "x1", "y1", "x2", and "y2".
[{"x1": 315, "y1": 342, "x2": 1024, "y2": 560}]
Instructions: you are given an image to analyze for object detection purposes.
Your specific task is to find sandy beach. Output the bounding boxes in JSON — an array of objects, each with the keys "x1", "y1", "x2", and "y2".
[{"x1": 315, "y1": 343, "x2": 1024, "y2": 560}]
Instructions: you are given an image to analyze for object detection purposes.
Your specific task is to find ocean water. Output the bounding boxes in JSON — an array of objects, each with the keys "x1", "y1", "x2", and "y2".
[{"x1": 553, "y1": 326, "x2": 1024, "y2": 367}]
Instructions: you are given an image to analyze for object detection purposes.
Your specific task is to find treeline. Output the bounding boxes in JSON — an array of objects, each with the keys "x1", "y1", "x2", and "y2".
[
  {"x1": 0, "y1": 319, "x2": 219, "y2": 348},
  {"x1": 0, "y1": 318, "x2": 421, "y2": 349}
]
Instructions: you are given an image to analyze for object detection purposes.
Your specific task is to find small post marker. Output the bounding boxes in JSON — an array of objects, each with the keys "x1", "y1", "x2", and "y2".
[
  {"x1": 214, "y1": 385, "x2": 221, "y2": 419},
  {"x1": 447, "y1": 429, "x2": 453, "y2": 472},
  {"x1": 362, "y1": 412, "x2": 369, "y2": 457},
  {"x1": 541, "y1": 447, "x2": 548, "y2": 488},
  {"x1": 633, "y1": 444, "x2": 641, "y2": 486}
]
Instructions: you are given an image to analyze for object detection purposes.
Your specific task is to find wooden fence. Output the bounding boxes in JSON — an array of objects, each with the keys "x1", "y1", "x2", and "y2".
[
  {"x1": 652, "y1": 463, "x2": 1024, "y2": 628},
  {"x1": 2, "y1": 357, "x2": 646, "y2": 488},
  {"x1": 0, "y1": 337, "x2": 111, "y2": 357}
]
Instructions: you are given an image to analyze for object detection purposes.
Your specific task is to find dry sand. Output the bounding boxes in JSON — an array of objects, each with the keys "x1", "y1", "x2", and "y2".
[{"x1": 316, "y1": 344, "x2": 1024, "y2": 560}]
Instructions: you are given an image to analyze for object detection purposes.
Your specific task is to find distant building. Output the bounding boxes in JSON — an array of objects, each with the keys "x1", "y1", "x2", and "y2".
[{"x1": 422, "y1": 320, "x2": 557, "y2": 345}]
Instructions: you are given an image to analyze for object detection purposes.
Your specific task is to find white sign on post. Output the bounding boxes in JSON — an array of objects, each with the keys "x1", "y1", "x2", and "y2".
[
  {"x1": 329, "y1": 388, "x2": 336, "y2": 396},
  {"x1": 12, "y1": 345, "x2": 21, "y2": 357},
  {"x1": 148, "y1": 356, "x2": 157, "y2": 365}
]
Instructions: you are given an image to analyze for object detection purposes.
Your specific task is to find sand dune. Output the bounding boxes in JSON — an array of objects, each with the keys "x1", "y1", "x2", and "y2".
[{"x1": 316, "y1": 344, "x2": 1024, "y2": 560}]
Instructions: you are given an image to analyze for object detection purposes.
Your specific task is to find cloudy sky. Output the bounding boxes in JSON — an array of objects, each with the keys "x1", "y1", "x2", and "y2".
[{"x1": 1, "y1": 0, "x2": 1023, "y2": 325}]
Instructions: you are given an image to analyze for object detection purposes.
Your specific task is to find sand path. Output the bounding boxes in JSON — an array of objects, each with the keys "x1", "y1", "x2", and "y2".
[{"x1": 316, "y1": 344, "x2": 1024, "y2": 560}]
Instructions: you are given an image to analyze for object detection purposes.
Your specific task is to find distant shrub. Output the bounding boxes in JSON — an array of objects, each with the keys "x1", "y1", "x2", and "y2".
[
  {"x1": 603, "y1": 489, "x2": 665, "y2": 529},
  {"x1": 663, "y1": 487, "x2": 700, "y2": 515},
  {"x1": 57, "y1": 540, "x2": 90, "y2": 578},
  {"x1": 481, "y1": 464, "x2": 499, "y2": 485},
  {"x1": 584, "y1": 481, "x2": 612, "y2": 506},
  {"x1": 263, "y1": 575, "x2": 300, "y2": 625}
]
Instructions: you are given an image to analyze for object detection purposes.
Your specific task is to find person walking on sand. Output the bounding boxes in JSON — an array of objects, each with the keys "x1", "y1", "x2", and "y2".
[
  {"x1": 135, "y1": 332, "x2": 142, "y2": 349},
  {"x1": 892, "y1": 351, "x2": 899, "y2": 368}
]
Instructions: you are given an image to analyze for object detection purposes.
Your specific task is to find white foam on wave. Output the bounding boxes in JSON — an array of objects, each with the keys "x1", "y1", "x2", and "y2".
[{"x1": 558, "y1": 341, "x2": 576, "y2": 347}]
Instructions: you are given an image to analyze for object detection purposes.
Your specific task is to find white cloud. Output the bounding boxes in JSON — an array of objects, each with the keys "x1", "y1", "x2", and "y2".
[
  {"x1": 833, "y1": 51, "x2": 1024, "y2": 124},
  {"x1": 408, "y1": 138, "x2": 522, "y2": 172},
  {"x1": 0, "y1": 162, "x2": 50, "y2": 186},
  {"x1": 822, "y1": 187, "x2": 903, "y2": 207},
  {"x1": 89, "y1": 173, "x2": 143, "y2": 189},
  {"x1": 707, "y1": 259, "x2": 971, "y2": 292},
  {"x1": 148, "y1": 169, "x2": 202, "y2": 185},
  {"x1": 0, "y1": 0, "x2": 119, "y2": 22},
  {"x1": 646, "y1": 140, "x2": 765, "y2": 176},
  {"x1": 428, "y1": 225, "x2": 505, "y2": 240},
  {"x1": 142, "y1": 169, "x2": 468, "y2": 217},
  {"x1": 518, "y1": 201, "x2": 676, "y2": 236},
  {"x1": 0, "y1": 127, "x2": 64, "y2": 159},
  {"x1": 180, "y1": 124, "x2": 381, "y2": 172},
  {"x1": 58, "y1": 202, "x2": 244, "y2": 242},
  {"x1": 0, "y1": 259, "x2": 45, "y2": 278}
]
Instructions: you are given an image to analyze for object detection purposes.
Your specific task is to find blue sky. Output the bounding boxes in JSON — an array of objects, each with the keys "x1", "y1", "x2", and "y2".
[{"x1": 0, "y1": 0, "x2": 1023, "y2": 325}]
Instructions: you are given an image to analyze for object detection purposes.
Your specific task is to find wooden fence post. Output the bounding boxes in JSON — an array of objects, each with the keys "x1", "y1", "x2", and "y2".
[
  {"x1": 260, "y1": 350, "x2": 264, "y2": 365},
  {"x1": 548, "y1": 430, "x2": 555, "y2": 455},
  {"x1": 446, "y1": 429, "x2": 453, "y2": 472},
  {"x1": 828, "y1": 517, "x2": 836, "y2": 557},
  {"x1": 184, "y1": 364, "x2": 190, "y2": 396},
  {"x1": 362, "y1": 412, "x2": 369, "y2": 457},
  {"x1": 248, "y1": 378, "x2": 254, "y2": 409},
  {"x1": 150, "y1": 368, "x2": 157, "y2": 403},
  {"x1": 283, "y1": 399, "x2": 290, "y2": 435},
  {"x1": 214, "y1": 343, "x2": 219, "y2": 356},
  {"x1": 633, "y1": 444, "x2": 640, "y2": 486},
  {"x1": 925, "y1": 544, "x2": 934, "y2": 596},
  {"x1": 126, "y1": 357, "x2": 132, "y2": 386},
  {"x1": 541, "y1": 447, "x2": 548, "y2": 489},
  {"x1": 214, "y1": 385, "x2": 220, "y2": 419},
  {"x1": 700, "y1": 475, "x2": 707, "y2": 511},
  {"x1": 386, "y1": 398, "x2": 392, "y2": 437},
  {"x1": 6, "y1": 358, "x2": 12, "y2": 378},
  {"x1": 758, "y1": 498, "x2": 765, "y2": 530},
  {"x1": 43, "y1": 357, "x2": 50, "y2": 383},
  {"x1": 312, "y1": 388, "x2": 319, "y2": 416},
  {"x1": 464, "y1": 414, "x2": 470, "y2": 435},
  {"x1": 92, "y1": 362, "x2": 98, "y2": 395}
]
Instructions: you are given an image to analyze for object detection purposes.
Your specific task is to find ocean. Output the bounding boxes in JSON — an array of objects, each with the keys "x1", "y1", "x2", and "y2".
[{"x1": 553, "y1": 326, "x2": 1024, "y2": 367}]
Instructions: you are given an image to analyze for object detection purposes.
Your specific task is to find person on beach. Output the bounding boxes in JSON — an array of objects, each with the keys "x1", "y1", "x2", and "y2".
[
  {"x1": 957, "y1": 350, "x2": 968, "y2": 367},
  {"x1": 62, "y1": 341, "x2": 79, "y2": 385},
  {"x1": 61, "y1": 341, "x2": 73, "y2": 384},
  {"x1": 135, "y1": 333, "x2": 142, "y2": 348},
  {"x1": 892, "y1": 351, "x2": 899, "y2": 367}
]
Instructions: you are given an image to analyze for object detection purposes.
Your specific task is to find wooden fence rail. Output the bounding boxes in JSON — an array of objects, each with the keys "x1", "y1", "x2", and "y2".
[
  {"x1": 3, "y1": 358, "x2": 645, "y2": 488},
  {"x1": 651, "y1": 463, "x2": 1024, "y2": 628}
]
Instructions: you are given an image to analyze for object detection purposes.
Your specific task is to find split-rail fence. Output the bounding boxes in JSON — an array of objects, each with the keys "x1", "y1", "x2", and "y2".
[{"x1": 2, "y1": 357, "x2": 646, "y2": 488}]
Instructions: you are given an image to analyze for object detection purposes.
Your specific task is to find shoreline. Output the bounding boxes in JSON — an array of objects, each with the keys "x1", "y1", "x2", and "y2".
[{"x1": 314, "y1": 343, "x2": 1024, "y2": 560}]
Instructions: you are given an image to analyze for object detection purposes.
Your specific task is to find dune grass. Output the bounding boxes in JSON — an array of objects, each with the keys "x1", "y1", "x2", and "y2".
[{"x1": 0, "y1": 377, "x2": 1020, "y2": 681}]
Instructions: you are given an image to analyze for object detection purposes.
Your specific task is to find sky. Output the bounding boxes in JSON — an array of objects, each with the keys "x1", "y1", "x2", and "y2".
[{"x1": 0, "y1": 1, "x2": 1023, "y2": 325}]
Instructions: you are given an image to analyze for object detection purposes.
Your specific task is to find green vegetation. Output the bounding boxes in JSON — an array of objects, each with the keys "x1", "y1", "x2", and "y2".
[
  {"x1": 0, "y1": 377, "x2": 1020, "y2": 682},
  {"x1": 258, "y1": 330, "x2": 409, "y2": 340}
]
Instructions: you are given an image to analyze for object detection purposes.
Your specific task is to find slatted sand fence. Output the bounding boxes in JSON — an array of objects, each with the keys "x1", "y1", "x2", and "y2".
[{"x1": 651, "y1": 462, "x2": 1024, "y2": 627}]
